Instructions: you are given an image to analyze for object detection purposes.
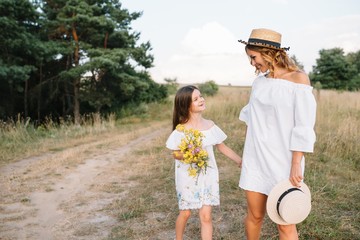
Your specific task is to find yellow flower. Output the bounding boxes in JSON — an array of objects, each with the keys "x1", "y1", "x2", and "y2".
[
  {"x1": 188, "y1": 168, "x2": 197, "y2": 177},
  {"x1": 176, "y1": 124, "x2": 209, "y2": 180},
  {"x1": 176, "y1": 124, "x2": 185, "y2": 132},
  {"x1": 198, "y1": 160, "x2": 205, "y2": 167}
]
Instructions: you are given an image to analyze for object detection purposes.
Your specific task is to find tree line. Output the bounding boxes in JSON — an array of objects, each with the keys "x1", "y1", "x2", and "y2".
[
  {"x1": 1, "y1": 0, "x2": 359, "y2": 124},
  {"x1": 0, "y1": 0, "x2": 167, "y2": 124},
  {"x1": 310, "y1": 48, "x2": 360, "y2": 91}
]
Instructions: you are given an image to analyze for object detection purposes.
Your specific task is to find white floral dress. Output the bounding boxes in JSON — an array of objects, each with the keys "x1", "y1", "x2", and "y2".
[
  {"x1": 166, "y1": 125, "x2": 227, "y2": 210},
  {"x1": 239, "y1": 75, "x2": 317, "y2": 195}
]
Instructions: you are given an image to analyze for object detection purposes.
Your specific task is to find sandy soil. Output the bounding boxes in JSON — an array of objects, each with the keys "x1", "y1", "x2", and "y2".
[{"x1": 0, "y1": 128, "x2": 166, "y2": 240}]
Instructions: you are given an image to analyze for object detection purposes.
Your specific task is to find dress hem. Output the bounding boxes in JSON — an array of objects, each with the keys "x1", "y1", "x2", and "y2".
[
  {"x1": 179, "y1": 203, "x2": 220, "y2": 210},
  {"x1": 239, "y1": 186, "x2": 269, "y2": 196}
]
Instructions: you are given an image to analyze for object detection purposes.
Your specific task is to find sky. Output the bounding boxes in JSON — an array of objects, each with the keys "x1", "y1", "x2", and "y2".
[{"x1": 121, "y1": 0, "x2": 360, "y2": 86}]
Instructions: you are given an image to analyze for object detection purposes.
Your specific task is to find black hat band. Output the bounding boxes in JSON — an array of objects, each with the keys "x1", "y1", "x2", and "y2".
[
  {"x1": 276, "y1": 188, "x2": 303, "y2": 216},
  {"x1": 248, "y1": 38, "x2": 281, "y2": 48}
]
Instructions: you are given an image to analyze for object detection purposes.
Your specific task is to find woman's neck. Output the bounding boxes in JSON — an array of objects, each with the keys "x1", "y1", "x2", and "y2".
[{"x1": 273, "y1": 67, "x2": 290, "y2": 79}]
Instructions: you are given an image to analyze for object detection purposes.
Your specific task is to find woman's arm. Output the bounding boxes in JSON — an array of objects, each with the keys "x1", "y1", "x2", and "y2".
[
  {"x1": 290, "y1": 151, "x2": 304, "y2": 187},
  {"x1": 216, "y1": 143, "x2": 242, "y2": 167}
]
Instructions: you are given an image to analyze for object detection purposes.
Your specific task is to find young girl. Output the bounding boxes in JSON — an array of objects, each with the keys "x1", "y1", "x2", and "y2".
[{"x1": 166, "y1": 85, "x2": 242, "y2": 240}]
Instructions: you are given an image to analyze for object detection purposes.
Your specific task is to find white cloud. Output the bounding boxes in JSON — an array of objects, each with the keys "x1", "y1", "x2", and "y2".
[
  {"x1": 288, "y1": 14, "x2": 360, "y2": 72},
  {"x1": 313, "y1": 15, "x2": 360, "y2": 53},
  {"x1": 150, "y1": 15, "x2": 360, "y2": 86},
  {"x1": 181, "y1": 22, "x2": 240, "y2": 55},
  {"x1": 150, "y1": 22, "x2": 255, "y2": 86},
  {"x1": 272, "y1": 0, "x2": 289, "y2": 4}
]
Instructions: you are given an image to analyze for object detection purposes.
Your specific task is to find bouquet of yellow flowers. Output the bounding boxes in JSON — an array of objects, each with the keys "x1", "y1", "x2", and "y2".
[{"x1": 176, "y1": 124, "x2": 209, "y2": 179}]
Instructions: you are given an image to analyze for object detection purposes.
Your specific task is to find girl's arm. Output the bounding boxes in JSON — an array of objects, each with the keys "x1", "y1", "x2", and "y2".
[{"x1": 216, "y1": 143, "x2": 242, "y2": 167}]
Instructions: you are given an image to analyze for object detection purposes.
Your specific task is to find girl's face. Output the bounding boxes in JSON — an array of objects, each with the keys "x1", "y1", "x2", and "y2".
[
  {"x1": 246, "y1": 49, "x2": 268, "y2": 73},
  {"x1": 190, "y1": 89, "x2": 205, "y2": 113}
]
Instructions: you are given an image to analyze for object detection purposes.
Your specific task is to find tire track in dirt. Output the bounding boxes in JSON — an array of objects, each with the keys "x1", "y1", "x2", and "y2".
[{"x1": 0, "y1": 127, "x2": 166, "y2": 240}]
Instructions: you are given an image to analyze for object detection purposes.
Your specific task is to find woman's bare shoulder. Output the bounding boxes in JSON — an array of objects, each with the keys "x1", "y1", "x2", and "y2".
[{"x1": 289, "y1": 71, "x2": 311, "y2": 85}]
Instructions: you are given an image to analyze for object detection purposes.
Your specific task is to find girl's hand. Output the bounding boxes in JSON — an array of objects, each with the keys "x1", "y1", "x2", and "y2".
[
  {"x1": 172, "y1": 151, "x2": 183, "y2": 160},
  {"x1": 236, "y1": 157, "x2": 242, "y2": 168}
]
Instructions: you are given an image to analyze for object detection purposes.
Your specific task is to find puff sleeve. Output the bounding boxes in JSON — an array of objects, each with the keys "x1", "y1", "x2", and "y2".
[
  {"x1": 239, "y1": 104, "x2": 250, "y2": 125},
  {"x1": 202, "y1": 125, "x2": 227, "y2": 147},
  {"x1": 290, "y1": 87, "x2": 317, "y2": 152},
  {"x1": 166, "y1": 130, "x2": 183, "y2": 150}
]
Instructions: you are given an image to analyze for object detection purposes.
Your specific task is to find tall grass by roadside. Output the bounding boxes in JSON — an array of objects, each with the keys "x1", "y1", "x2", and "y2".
[
  {"x1": 0, "y1": 113, "x2": 111, "y2": 165},
  {"x1": 0, "y1": 100, "x2": 173, "y2": 166},
  {"x1": 108, "y1": 86, "x2": 360, "y2": 240}
]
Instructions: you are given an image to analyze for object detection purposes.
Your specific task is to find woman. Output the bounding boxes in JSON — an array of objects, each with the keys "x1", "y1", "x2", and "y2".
[{"x1": 238, "y1": 28, "x2": 316, "y2": 240}]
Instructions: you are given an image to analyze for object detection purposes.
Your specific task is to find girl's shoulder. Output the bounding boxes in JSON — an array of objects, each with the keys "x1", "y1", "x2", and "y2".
[
  {"x1": 181, "y1": 119, "x2": 215, "y2": 131},
  {"x1": 202, "y1": 119, "x2": 215, "y2": 131}
]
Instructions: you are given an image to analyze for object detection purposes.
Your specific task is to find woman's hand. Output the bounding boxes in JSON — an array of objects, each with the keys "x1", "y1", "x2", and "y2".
[{"x1": 290, "y1": 151, "x2": 304, "y2": 187}]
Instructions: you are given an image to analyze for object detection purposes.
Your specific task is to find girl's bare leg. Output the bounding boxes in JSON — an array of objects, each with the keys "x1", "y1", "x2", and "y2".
[
  {"x1": 176, "y1": 210, "x2": 191, "y2": 240},
  {"x1": 199, "y1": 205, "x2": 213, "y2": 240}
]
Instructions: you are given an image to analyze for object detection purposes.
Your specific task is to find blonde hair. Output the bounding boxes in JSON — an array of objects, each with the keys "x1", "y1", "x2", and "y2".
[{"x1": 246, "y1": 45, "x2": 299, "y2": 77}]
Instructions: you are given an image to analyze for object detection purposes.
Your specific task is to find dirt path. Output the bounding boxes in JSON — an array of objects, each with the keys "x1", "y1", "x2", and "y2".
[{"x1": 0, "y1": 127, "x2": 166, "y2": 240}]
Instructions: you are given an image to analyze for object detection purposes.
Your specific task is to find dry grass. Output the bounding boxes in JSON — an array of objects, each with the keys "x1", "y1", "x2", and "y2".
[
  {"x1": 304, "y1": 90, "x2": 360, "y2": 239},
  {"x1": 1, "y1": 86, "x2": 359, "y2": 239},
  {"x1": 0, "y1": 101, "x2": 173, "y2": 167},
  {"x1": 0, "y1": 113, "x2": 118, "y2": 166},
  {"x1": 107, "y1": 86, "x2": 360, "y2": 240}
]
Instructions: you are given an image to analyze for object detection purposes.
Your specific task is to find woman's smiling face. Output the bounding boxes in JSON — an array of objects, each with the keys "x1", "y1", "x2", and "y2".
[{"x1": 246, "y1": 49, "x2": 268, "y2": 73}]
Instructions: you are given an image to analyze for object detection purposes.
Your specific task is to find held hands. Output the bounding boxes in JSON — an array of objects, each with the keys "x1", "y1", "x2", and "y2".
[{"x1": 236, "y1": 157, "x2": 242, "y2": 168}]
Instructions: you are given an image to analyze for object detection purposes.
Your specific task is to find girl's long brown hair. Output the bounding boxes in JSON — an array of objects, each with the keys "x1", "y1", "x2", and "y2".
[
  {"x1": 246, "y1": 45, "x2": 299, "y2": 77},
  {"x1": 172, "y1": 85, "x2": 198, "y2": 130}
]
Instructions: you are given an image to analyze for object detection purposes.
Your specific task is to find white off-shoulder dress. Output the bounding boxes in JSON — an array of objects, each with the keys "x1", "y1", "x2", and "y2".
[
  {"x1": 166, "y1": 125, "x2": 227, "y2": 210},
  {"x1": 239, "y1": 75, "x2": 317, "y2": 195}
]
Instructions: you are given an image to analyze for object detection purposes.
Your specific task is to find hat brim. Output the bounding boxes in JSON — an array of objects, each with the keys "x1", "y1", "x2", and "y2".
[
  {"x1": 238, "y1": 39, "x2": 290, "y2": 51},
  {"x1": 266, "y1": 179, "x2": 311, "y2": 225}
]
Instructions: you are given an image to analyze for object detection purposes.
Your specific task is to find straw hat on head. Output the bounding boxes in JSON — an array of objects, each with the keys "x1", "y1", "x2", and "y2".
[
  {"x1": 238, "y1": 28, "x2": 290, "y2": 51},
  {"x1": 266, "y1": 179, "x2": 311, "y2": 225}
]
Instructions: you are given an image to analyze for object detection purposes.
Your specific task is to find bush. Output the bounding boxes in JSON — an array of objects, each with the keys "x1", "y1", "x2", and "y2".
[
  {"x1": 164, "y1": 78, "x2": 179, "y2": 95},
  {"x1": 198, "y1": 80, "x2": 219, "y2": 96}
]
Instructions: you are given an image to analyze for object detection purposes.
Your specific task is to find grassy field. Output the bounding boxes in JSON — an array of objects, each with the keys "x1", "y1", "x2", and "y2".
[
  {"x1": 1, "y1": 86, "x2": 359, "y2": 239},
  {"x1": 105, "y1": 87, "x2": 360, "y2": 240}
]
